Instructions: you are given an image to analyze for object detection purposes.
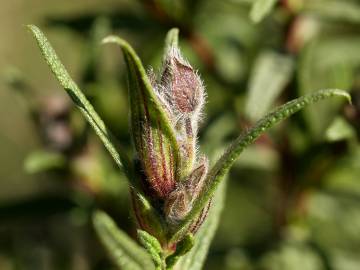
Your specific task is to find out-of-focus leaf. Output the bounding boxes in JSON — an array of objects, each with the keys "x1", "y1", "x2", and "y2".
[
  {"x1": 234, "y1": 144, "x2": 279, "y2": 171},
  {"x1": 304, "y1": 0, "x2": 360, "y2": 24},
  {"x1": 93, "y1": 211, "x2": 154, "y2": 270},
  {"x1": 259, "y1": 242, "x2": 325, "y2": 270},
  {"x1": 172, "y1": 89, "x2": 350, "y2": 240},
  {"x1": 27, "y1": 25, "x2": 132, "y2": 176},
  {"x1": 224, "y1": 248, "x2": 252, "y2": 270},
  {"x1": 299, "y1": 37, "x2": 360, "y2": 138},
  {"x1": 325, "y1": 116, "x2": 356, "y2": 142},
  {"x1": 0, "y1": 195, "x2": 77, "y2": 220},
  {"x1": 308, "y1": 191, "x2": 360, "y2": 255},
  {"x1": 175, "y1": 180, "x2": 226, "y2": 270},
  {"x1": 250, "y1": 0, "x2": 278, "y2": 23},
  {"x1": 45, "y1": 10, "x2": 154, "y2": 34},
  {"x1": 24, "y1": 150, "x2": 66, "y2": 174},
  {"x1": 245, "y1": 51, "x2": 294, "y2": 121},
  {"x1": 82, "y1": 17, "x2": 111, "y2": 83},
  {"x1": 201, "y1": 113, "x2": 237, "y2": 157},
  {"x1": 152, "y1": 0, "x2": 186, "y2": 21},
  {"x1": 137, "y1": 230, "x2": 164, "y2": 270},
  {"x1": 323, "y1": 146, "x2": 360, "y2": 195}
]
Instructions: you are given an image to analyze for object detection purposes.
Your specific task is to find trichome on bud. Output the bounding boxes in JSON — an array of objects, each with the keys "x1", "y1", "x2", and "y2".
[{"x1": 126, "y1": 34, "x2": 209, "y2": 240}]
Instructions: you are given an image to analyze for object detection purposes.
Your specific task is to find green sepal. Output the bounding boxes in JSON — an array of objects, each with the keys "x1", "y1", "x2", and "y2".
[
  {"x1": 131, "y1": 190, "x2": 167, "y2": 245},
  {"x1": 171, "y1": 89, "x2": 351, "y2": 241},
  {"x1": 103, "y1": 35, "x2": 181, "y2": 197},
  {"x1": 93, "y1": 211, "x2": 154, "y2": 270},
  {"x1": 165, "y1": 234, "x2": 194, "y2": 269},
  {"x1": 137, "y1": 230, "x2": 165, "y2": 270}
]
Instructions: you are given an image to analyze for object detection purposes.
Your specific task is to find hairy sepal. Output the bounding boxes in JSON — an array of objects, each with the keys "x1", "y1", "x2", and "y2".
[
  {"x1": 131, "y1": 190, "x2": 167, "y2": 245},
  {"x1": 159, "y1": 38, "x2": 206, "y2": 179},
  {"x1": 103, "y1": 36, "x2": 181, "y2": 198}
]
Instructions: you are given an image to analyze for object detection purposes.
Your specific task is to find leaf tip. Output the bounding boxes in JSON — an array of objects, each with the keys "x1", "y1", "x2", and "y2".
[
  {"x1": 328, "y1": 89, "x2": 352, "y2": 105},
  {"x1": 26, "y1": 24, "x2": 42, "y2": 36},
  {"x1": 102, "y1": 35, "x2": 120, "y2": 45},
  {"x1": 102, "y1": 35, "x2": 134, "y2": 57},
  {"x1": 102, "y1": 35, "x2": 129, "y2": 49},
  {"x1": 26, "y1": 24, "x2": 36, "y2": 30},
  {"x1": 165, "y1": 28, "x2": 180, "y2": 48}
]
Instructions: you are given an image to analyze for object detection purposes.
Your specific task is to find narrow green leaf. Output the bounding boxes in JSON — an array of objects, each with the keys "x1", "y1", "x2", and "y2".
[
  {"x1": 27, "y1": 25, "x2": 131, "y2": 175},
  {"x1": 102, "y1": 35, "x2": 181, "y2": 187},
  {"x1": 176, "y1": 180, "x2": 226, "y2": 270},
  {"x1": 245, "y1": 51, "x2": 294, "y2": 121},
  {"x1": 172, "y1": 89, "x2": 351, "y2": 240},
  {"x1": 250, "y1": 0, "x2": 278, "y2": 23},
  {"x1": 137, "y1": 230, "x2": 165, "y2": 270},
  {"x1": 93, "y1": 211, "x2": 154, "y2": 270}
]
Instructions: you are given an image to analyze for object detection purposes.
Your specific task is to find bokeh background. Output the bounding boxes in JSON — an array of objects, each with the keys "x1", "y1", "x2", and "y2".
[{"x1": 1, "y1": 0, "x2": 360, "y2": 269}]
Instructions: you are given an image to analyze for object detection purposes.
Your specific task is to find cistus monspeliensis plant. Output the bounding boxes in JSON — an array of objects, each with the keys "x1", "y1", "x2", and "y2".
[{"x1": 28, "y1": 24, "x2": 351, "y2": 270}]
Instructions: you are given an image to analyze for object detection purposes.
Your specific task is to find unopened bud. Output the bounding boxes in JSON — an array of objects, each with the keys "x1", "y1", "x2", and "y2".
[
  {"x1": 164, "y1": 157, "x2": 208, "y2": 223},
  {"x1": 157, "y1": 47, "x2": 205, "y2": 178}
]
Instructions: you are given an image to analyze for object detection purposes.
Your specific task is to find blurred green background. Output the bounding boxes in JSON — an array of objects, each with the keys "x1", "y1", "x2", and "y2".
[{"x1": 1, "y1": 0, "x2": 360, "y2": 269}]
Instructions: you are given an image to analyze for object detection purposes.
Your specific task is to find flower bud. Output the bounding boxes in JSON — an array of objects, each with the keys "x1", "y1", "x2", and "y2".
[
  {"x1": 113, "y1": 33, "x2": 211, "y2": 242},
  {"x1": 164, "y1": 157, "x2": 208, "y2": 223},
  {"x1": 157, "y1": 47, "x2": 205, "y2": 178}
]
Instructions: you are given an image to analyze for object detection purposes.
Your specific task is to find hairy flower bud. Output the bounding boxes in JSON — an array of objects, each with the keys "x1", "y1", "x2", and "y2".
[
  {"x1": 112, "y1": 33, "x2": 211, "y2": 242},
  {"x1": 164, "y1": 157, "x2": 208, "y2": 223},
  {"x1": 156, "y1": 47, "x2": 205, "y2": 178},
  {"x1": 132, "y1": 45, "x2": 206, "y2": 201}
]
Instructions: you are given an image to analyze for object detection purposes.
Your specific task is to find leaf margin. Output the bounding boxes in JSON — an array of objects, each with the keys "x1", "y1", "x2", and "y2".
[{"x1": 93, "y1": 210, "x2": 155, "y2": 270}]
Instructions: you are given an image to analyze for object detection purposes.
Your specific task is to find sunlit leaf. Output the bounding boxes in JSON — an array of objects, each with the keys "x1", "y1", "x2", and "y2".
[{"x1": 93, "y1": 211, "x2": 154, "y2": 270}]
